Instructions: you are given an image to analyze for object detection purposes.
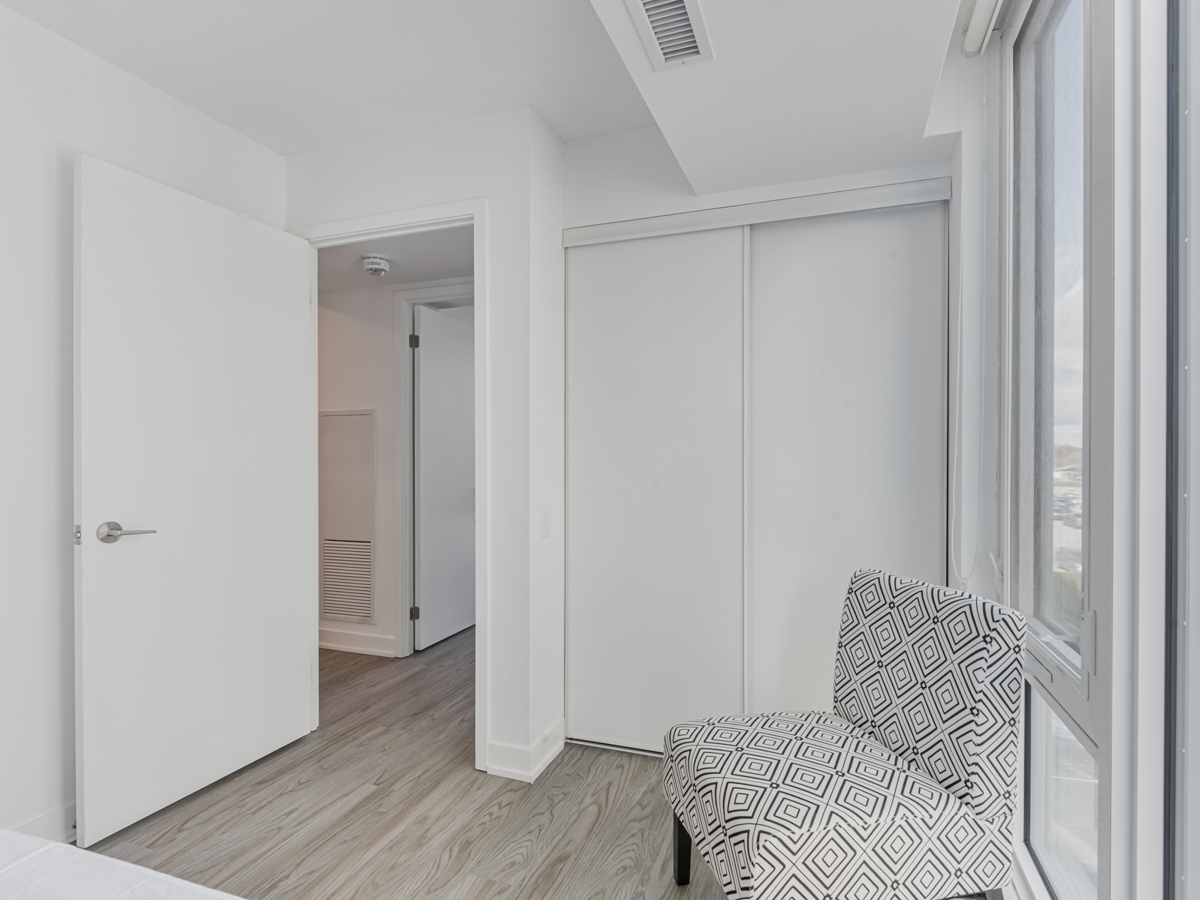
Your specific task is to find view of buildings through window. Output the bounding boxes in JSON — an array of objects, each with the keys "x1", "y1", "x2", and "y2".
[{"x1": 1038, "y1": 0, "x2": 1086, "y2": 649}]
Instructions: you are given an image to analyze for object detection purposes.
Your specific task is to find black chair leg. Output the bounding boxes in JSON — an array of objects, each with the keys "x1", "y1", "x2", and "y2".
[{"x1": 673, "y1": 813, "x2": 692, "y2": 886}]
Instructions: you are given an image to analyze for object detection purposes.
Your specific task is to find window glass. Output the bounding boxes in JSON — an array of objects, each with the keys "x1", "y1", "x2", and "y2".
[
  {"x1": 1028, "y1": 689, "x2": 1099, "y2": 900},
  {"x1": 1013, "y1": 0, "x2": 1087, "y2": 670},
  {"x1": 1038, "y1": 0, "x2": 1086, "y2": 653}
]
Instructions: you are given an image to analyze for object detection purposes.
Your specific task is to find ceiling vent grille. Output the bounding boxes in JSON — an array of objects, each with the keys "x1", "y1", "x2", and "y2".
[
  {"x1": 624, "y1": 0, "x2": 714, "y2": 72},
  {"x1": 321, "y1": 539, "x2": 374, "y2": 622},
  {"x1": 646, "y1": 0, "x2": 699, "y2": 61}
]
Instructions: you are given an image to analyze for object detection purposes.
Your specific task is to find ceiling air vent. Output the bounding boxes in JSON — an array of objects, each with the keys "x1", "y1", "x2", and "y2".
[{"x1": 624, "y1": 0, "x2": 714, "y2": 72}]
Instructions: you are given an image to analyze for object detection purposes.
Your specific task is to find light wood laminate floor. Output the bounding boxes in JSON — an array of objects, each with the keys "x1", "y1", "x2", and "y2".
[{"x1": 91, "y1": 628, "x2": 726, "y2": 900}]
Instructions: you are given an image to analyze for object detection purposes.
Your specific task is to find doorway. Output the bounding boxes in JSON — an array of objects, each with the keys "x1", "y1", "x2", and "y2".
[
  {"x1": 315, "y1": 224, "x2": 476, "y2": 662},
  {"x1": 73, "y1": 159, "x2": 493, "y2": 849}
]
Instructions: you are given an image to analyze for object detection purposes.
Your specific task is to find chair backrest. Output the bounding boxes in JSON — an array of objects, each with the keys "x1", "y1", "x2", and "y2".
[{"x1": 833, "y1": 568, "x2": 1026, "y2": 820}]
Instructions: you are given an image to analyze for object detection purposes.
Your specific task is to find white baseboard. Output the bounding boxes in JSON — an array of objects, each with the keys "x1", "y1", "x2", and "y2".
[
  {"x1": 529, "y1": 720, "x2": 565, "y2": 780},
  {"x1": 487, "y1": 720, "x2": 565, "y2": 783},
  {"x1": 486, "y1": 745, "x2": 534, "y2": 782},
  {"x1": 12, "y1": 803, "x2": 76, "y2": 843},
  {"x1": 318, "y1": 627, "x2": 396, "y2": 657}
]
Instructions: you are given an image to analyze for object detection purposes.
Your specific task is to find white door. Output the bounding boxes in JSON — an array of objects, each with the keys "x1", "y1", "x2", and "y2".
[
  {"x1": 74, "y1": 156, "x2": 316, "y2": 848},
  {"x1": 746, "y1": 203, "x2": 947, "y2": 714},
  {"x1": 566, "y1": 228, "x2": 745, "y2": 752},
  {"x1": 414, "y1": 305, "x2": 475, "y2": 649}
]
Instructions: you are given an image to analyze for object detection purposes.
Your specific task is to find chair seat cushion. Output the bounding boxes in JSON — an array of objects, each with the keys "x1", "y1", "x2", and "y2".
[{"x1": 664, "y1": 712, "x2": 1013, "y2": 900}]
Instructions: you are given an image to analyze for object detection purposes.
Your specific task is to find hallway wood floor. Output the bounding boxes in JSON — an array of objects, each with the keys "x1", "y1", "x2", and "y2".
[{"x1": 91, "y1": 628, "x2": 726, "y2": 900}]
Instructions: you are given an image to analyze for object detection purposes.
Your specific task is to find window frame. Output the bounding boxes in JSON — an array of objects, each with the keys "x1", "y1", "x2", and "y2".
[
  {"x1": 999, "y1": 0, "x2": 1122, "y2": 895},
  {"x1": 1175, "y1": 0, "x2": 1194, "y2": 893},
  {"x1": 1004, "y1": 0, "x2": 1105, "y2": 747}
]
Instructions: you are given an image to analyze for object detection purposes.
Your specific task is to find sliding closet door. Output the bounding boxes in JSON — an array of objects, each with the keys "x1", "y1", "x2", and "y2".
[
  {"x1": 747, "y1": 202, "x2": 947, "y2": 714},
  {"x1": 567, "y1": 228, "x2": 744, "y2": 752}
]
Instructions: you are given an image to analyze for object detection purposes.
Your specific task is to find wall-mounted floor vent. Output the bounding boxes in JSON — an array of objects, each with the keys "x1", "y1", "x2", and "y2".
[
  {"x1": 321, "y1": 539, "x2": 374, "y2": 622},
  {"x1": 624, "y1": 0, "x2": 714, "y2": 71}
]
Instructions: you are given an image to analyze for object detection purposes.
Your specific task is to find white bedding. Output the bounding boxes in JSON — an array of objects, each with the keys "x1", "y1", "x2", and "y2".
[{"x1": 0, "y1": 829, "x2": 245, "y2": 899}]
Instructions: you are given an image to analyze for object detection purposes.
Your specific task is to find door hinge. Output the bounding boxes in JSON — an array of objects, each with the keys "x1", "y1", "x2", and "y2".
[
  {"x1": 73, "y1": 525, "x2": 82, "y2": 546},
  {"x1": 409, "y1": 334, "x2": 419, "y2": 349},
  {"x1": 410, "y1": 606, "x2": 420, "y2": 620}
]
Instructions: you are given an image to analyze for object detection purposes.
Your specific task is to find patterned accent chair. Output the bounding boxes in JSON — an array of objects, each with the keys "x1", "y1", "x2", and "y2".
[{"x1": 663, "y1": 569, "x2": 1026, "y2": 900}]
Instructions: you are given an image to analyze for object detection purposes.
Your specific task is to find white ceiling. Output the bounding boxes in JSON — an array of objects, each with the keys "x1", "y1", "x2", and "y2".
[
  {"x1": 587, "y1": 0, "x2": 962, "y2": 194},
  {"x1": 317, "y1": 226, "x2": 473, "y2": 293},
  {"x1": 1, "y1": 0, "x2": 655, "y2": 153},
  {"x1": 8, "y1": 0, "x2": 964, "y2": 194}
]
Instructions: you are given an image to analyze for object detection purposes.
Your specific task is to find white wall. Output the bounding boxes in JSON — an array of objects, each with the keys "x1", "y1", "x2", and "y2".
[
  {"x1": 0, "y1": 5, "x2": 286, "y2": 841},
  {"x1": 318, "y1": 285, "x2": 404, "y2": 657},
  {"x1": 923, "y1": 26, "x2": 1008, "y2": 605},
  {"x1": 438, "y1": 305, "x2": 475, "y2": 323},
  {"x1": 527, "y1": 115, "x2": 567, "y2": 768},
  {"x1": 564, "y1": 125, "x2": 953, "y2": 229},
  {"x1": 289, "y1": 106, "x2": 566, "y2": 782},
  {"x1": 941, "y1": 38, "x2": 1005, "y2": 603}
]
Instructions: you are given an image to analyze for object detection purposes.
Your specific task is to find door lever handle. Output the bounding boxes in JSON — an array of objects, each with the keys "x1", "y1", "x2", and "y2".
[{"x1": 96, "y1": 521, "x2": 157, "y2": 543}]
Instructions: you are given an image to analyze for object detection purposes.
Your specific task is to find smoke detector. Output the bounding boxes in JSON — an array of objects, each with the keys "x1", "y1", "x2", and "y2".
[{"x1": 362, "y1": 256, "x2": 390, "y2": 277}]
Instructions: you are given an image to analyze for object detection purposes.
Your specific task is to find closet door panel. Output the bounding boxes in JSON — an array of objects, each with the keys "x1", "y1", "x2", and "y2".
[
  {"x1": 747, "y1": 203, "x2": 947, "y2": 714},
  {"x1": 567, "y1": 228, "x2": 744, "y2": 752}
]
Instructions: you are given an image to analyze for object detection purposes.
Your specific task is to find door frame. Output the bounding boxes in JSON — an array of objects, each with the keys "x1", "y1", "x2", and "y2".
[{"x1": 296, "y1": 199, "x2": 489, "y2": 771}]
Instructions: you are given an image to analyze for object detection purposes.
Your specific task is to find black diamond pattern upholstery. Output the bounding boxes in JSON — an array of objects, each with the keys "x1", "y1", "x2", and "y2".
[{"x1": 663, "y1": 569, "x2": 1026, "y2": 900}]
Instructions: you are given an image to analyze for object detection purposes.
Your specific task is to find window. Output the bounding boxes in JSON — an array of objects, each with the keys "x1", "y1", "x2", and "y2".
[
  {"x1": 1010, "y1": 0, "x2": 1102, "y2": 895},
  {"x1": 1013, "y1": 0, "x2": 1089, "y2": 679},
  {"x1": 1033, "y1": 0, "x2": 1085, "y2": 659},
  {"x1": 1026, "y1": 688, "x2": 1099, "y2": 900}
]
